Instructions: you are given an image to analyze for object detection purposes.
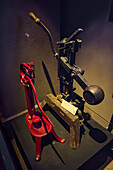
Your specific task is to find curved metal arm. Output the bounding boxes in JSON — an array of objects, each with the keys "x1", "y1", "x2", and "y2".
[
  {"x1": 66, "y1": 28, "x2": 83, "y2": 43},
  {"x1": 29, "y1": 12, "x2": 58, "y2": 57}
]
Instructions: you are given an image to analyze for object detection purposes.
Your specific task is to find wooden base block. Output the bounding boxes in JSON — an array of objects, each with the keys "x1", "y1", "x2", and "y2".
[{"x1": 45, "y1": 93, "x2": 80, "y2": 149}]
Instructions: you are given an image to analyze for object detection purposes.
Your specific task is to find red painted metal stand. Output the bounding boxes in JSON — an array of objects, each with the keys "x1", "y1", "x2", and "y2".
[{"x1": 20, "y1": 62, "x2": 65, "y2": 161}]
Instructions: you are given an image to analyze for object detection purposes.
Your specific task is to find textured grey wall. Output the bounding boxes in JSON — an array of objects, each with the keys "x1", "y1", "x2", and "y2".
[
  {"x1": 0, "y1": 0, "x2": 60, "y2": 118},
  {"x1": 61, "y1": 0, "x2": 113, "y2": 128}
]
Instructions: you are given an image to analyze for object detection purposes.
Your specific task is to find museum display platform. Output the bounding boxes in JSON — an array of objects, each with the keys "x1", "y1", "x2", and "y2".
[{"x1": 11, "y1": 107, "x2": 113, "y2": 170}]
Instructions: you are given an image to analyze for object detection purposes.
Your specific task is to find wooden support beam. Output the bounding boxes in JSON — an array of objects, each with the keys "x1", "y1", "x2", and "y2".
[{"x1": 45, "y1": 93, "x2": 80, "y2": 149}]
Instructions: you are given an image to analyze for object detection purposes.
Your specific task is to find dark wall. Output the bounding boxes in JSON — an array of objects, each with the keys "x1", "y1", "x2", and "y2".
[
  {"x1": 0, "y1": 0, "x2": 60, "y2": 118},
  {"x1": 61, "y1": 0, "x2": 113, "y2": 127},
  {"x1": 61, "y1": 0, "x2": 110, "y2": 38}
]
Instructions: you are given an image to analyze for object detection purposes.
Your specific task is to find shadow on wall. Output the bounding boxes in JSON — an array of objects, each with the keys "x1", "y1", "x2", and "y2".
[{"x1": 42, "y1": 61, "x2": 56, "y2": 97}]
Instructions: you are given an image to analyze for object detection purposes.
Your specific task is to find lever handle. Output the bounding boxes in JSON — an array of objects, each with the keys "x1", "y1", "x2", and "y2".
[{"x1": 29, "y1": 12, "x2": 40, "y2": 23}]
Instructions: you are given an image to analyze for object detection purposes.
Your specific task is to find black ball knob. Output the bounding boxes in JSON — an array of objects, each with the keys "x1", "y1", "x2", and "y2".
[{"x1": 83, "y1": 85, "x2": 104, "y2": 105}]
